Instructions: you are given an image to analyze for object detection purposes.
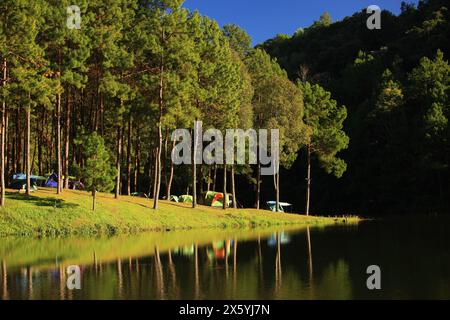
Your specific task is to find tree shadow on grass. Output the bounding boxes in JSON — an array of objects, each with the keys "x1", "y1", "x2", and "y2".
[{"x1": 6, "y1": 192, "x2": 79, "y2": 209}]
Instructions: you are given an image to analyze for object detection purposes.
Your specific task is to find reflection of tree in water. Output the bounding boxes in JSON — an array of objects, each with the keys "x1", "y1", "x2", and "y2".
[
  {"x1": 167, "y1": 249, "x2": 179, "y2": 299},
  {"x1": 194, "y1": 244, "x2": 200, "y2": 299},
  {"x1": 233, "y1": 239, "x2": 238, "y2": 298},
  {"x1": 274, "y1": 232, "x2": 282, "y2": 298},
  {"x1": 315, "y1": 260, "x2": 351, "y2": 299},
  {"x1": 153, "y1": 246, "x2": 165, "y2": 300},
  {"x1": 27, "y1": 266, "x2": 33, "y2": 300},
  {"x1": 0, "y1": 229, "x2": 356, "y2": 300},
  {"x1": 306, "y1": 226, "x2": 314, "y2": 294},
  {"x1": 59, "y1": 265, "x2": 65, "y2": 300},
  {"x1": 117, "y1": 258, "x2": 123, "y2": 299}
]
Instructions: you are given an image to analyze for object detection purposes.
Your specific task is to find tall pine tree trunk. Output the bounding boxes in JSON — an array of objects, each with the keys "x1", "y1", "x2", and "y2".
[
  {"x1": 37, "y1": 108, "x2": 43, "y2": 176},
  {"x1": 192, "y1": 124, "x2": 197, "y2": 209},
  {"x1": 4, "y1": 108, "x2": 8, "y2": 181},
  {"x1": 153, "y1": 128, "x2": 162, "y2": 208},
  {"x1": 166, "y1": 139, "x2": 175, "y2": 200},
  {"x1": 199, "y1": 165, "x2": 204, "y2": 205},
  {"x1": 305, "y1": 144, "x2": 311, "y2": 216},
  {"x1": 22, "y1": 114, "x2": 26, "y2": 172},
  {"x1": 151, "y1": 147, "x2": 157, "y2": 198},
  {"x1": 56, "y1": 91, "x2": 62, "y2": 194},
  {"x1": 231, "y1": 165, "x2": 237, "y2": 209},
  {"x1": 45, "y1": 111, "x2": 50, "y2": 174},
  {"x1": 56, "y1": 50, "x2": 62, "y2": 194},
  {"x1": 212, "y1": 164, "x2": 217, "y2": 191},
  {"x1": 31, "y1": 134, "x2": 37, "y2": 175},
  {"x1": 126, "y1": 114, "x2": 132, "y2": 195},
  {"x1": 153, "y1": 50, "x2": 164, "y2": 209},
  {"x1": 207, "y1": 167, "x2": 211, "y2": 192},
  {"x1": 115, "y1": 121, "x2": 122, "y2": 199},
  {"x1": 16, "y1": 104, "x2": 21, "y2": 175},
  {"x1": 134, "y1": 129, "x2": 140, "y2": 194},
  {"x1": 64, "y1": 90, "x2": 71, "y2": 189},
  {"x1": 273, "y1": 156, "x2": 280, "y2": 212},
  {"x1": 0, "y1": 59, "x2": 6, "y2": 206},
  {"x1": 26, "y1": 94, "x2": 31, "y2": 196},
  {"x1": 275, "y1": 170, "x2": 280, "y2": 212},
  {"x1": 163, "y1": 130, "x2": 168, "y2": 197},
  {"x1": 192, "y1": 161, "x2": 196, "y2": 208},
  {"x1": 223, "y1": 165, "x2": 227, "y2": 210},
  {"x1": 255, "y1": 162, "x2": 261, "y2": 209}
]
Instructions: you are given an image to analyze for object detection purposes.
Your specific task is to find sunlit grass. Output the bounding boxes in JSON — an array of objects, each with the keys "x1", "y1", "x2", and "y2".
[{"x1": 0, "y1": 188, "x2": 360, "y2": 236}]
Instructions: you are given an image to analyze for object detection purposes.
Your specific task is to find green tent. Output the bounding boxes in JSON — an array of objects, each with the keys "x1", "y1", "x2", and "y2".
[
  {"x1": 169, "y1": 195, "x2": 179, "y2": 202},
  {"x1": 179, "y1": 195, "x2": 193, "y2": 203}
]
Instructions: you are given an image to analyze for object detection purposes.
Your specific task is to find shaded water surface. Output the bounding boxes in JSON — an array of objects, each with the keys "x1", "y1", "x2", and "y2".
[{"x1": 1, "y1": 218, "x2": 449, "y2": 299}]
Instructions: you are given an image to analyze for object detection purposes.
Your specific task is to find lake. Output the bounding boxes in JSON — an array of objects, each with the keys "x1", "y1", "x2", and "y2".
[{"x1": 1, "y1": 217, "x2": 449, "y2": 300}]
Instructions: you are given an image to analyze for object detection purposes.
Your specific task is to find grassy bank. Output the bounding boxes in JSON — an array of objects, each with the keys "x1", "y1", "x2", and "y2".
[{"x1": 0, "y1": 188, "x2": 359, "y2": 236}]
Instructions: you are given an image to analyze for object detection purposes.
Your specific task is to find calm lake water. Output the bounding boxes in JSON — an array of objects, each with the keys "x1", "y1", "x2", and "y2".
[{"x1": 1, "y1": 217, "x2": 449, "y2": 300}]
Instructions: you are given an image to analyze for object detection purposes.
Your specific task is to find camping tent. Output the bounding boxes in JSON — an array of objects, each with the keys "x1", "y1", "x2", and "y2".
[
  {"x1": 44, "y1": 173, "x2": 58, "y2": 188},
  {"x1": 266, "y1": 201, "x2": 293, "y2": 213},
  {"x1": 179, "y1": 195, "x2": 193, "y2": 203},
  {"x1": 204, "y1": 191, "x2": 232, "y2": 207},
  {"x1": 43, "y1": 174, "x2": 83, "y2": 190},
  {"x1": 69, "y1": 180, "x2": 84, "y2": 190},
  {"x1": 9, "y1": 174, "x2": 39, "y2": 191}
]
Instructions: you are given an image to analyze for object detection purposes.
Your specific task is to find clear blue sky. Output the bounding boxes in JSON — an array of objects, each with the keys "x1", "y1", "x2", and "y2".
[{"x1": 183, "y1": 0, "x2": 418, "y2": 45}]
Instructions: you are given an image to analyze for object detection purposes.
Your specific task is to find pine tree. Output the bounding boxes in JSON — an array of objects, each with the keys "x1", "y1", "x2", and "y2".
[
  {"x1": 223, "y1": 25, "x2": 255, "y2": 209},
  {"x1": 41, "y1": 0, "x2": 91, "y2": 194},
  {"x1": 223, "y1": 24, "x2": 252, "y2": 59},
  {"x1": 81, "y1": 132, "x2": 115, "y2": 211},
  {"x1": 137, "y1": 0, "x2": 198, "y2": 209},
  {"x1": 299, "y1": 81, "x2": 349, "y2": 215},
  {"x1": 408, "y1": 50, "x2": 449, "y2": 204},
  {"x1": 246, "y1": 49, "x2": 306, "y2": 211},
  {"x1": 1, "y1": 0, "x2": 52, "y2": 196}
]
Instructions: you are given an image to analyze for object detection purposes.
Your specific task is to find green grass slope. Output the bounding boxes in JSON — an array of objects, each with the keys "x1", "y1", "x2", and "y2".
[{"x1": 0, "y1": 188, "x2": 358, "y2": 236}]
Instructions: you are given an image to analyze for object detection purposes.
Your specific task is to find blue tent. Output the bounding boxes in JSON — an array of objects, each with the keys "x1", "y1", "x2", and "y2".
[
  {"x1": 44, "y1": 173, "x2": 58, "y2": 188},
  {"x1": 12, "y1": 173, "x2": 42, "y2": 181}
]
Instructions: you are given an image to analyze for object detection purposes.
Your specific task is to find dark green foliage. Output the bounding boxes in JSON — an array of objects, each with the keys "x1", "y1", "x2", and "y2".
[
  {"x1": 260, "y1": 0, "x2": 450, "y2": 215},
  {"x1": 81, "y1": 132, "x2": 116, "y2": 193},
  {"x1": 300, "y1": 82, "x2": 349, "y2": 178}
]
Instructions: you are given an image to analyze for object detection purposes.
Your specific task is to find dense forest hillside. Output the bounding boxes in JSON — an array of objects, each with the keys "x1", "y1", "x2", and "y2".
[{"x1": 259, "y1": 0, "x2": 450, "y2": 215}]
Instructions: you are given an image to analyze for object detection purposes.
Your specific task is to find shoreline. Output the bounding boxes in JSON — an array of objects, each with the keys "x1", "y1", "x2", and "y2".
[{"x1": 0, "y1": 188, "x2": 359, "y2": 237}]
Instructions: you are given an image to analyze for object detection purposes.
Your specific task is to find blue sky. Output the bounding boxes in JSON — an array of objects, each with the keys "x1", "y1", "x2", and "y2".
[{"x1": 183, "y1": 0, "x2": 418, "y2": 45}]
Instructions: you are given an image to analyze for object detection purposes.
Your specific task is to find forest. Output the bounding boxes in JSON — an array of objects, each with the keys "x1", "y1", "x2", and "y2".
[
  {"x1": 260, "y1": 0, "x2": 450, "y2": 215},
  {"x1": 0, "y1": 0, "x2": 449, "y2": 216}
]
